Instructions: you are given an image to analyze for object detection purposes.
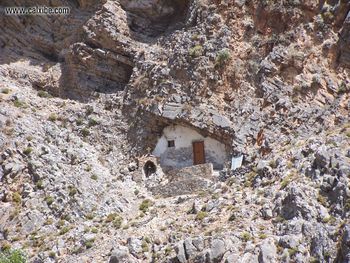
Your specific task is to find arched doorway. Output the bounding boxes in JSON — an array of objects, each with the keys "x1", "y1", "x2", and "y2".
[{"x1": 143, "y1": 161, "x2": 157, "y2": 177}]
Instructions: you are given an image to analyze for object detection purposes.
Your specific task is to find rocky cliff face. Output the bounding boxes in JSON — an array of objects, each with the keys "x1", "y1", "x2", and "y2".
[{"x1": 0, "y1": 0, "x2": 350, "y2": 262}]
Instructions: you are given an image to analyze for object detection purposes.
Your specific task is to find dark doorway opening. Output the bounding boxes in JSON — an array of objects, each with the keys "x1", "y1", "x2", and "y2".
[{"x1": 144, "y1": 161, "x2": 157, "y2": 177}]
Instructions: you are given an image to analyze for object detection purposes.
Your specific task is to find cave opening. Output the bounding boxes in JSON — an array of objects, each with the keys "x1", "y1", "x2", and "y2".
[
  {"x1": 120, "y1": 0, "x2": 191, "y2": 40},
  {"x1": 144, "y1": 160, "x2": 157, "y2": 177}
]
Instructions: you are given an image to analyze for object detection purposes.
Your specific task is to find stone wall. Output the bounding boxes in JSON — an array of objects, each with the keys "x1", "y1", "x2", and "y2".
[{"x1": 150, "y1": 163, "x2": 214, "y2": 197}]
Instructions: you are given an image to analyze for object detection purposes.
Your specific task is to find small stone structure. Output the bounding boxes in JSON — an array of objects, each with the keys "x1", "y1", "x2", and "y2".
[
  {"x1": 152, "y1": 124, "x2": 228, "y2": 171},
  {"x1": 132, "y1": 155, "x2": 164, "y2": 186}
]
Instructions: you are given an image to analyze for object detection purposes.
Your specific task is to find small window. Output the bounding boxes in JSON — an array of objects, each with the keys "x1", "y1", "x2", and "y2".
[{"x1": 168, "y1": 140, "x2": 175, "y2": 147}]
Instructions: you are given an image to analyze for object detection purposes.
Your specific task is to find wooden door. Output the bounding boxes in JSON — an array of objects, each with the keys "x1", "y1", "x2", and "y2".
[{"x1": 193, "y1": 141, "x2": 205, "y2": 165}]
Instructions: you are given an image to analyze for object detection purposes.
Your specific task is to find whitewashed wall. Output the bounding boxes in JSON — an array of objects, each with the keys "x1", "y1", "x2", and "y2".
[{"x1": 153, "y1": 125, "x2": 227, "y2": 170}]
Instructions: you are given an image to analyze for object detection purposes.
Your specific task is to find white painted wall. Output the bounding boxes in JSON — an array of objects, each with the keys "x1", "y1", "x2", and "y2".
[{"x1": 153, "y1": 125, "x2": 227, "y2": 170}]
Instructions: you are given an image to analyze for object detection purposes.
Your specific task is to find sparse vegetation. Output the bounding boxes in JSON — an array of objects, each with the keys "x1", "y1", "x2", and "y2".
[
  {"x1": 35, "y1": 180, "x2": 43, "y2": 189},
  {"x1": 228, "y1": 213, "x2": 236, "y2": 221},
  {"x1": 241, "y1": 232, "x2": 252, "y2": 242},
  {"x1": 322, "y1": 216, "x2": 336, "y2": 224},
  {"x1": 90, "y1": 174, "x2": 98, "y2": 180},
  {"x1": 317, "y1": 193, "x2": 328, "y2": 207},
  {"x1": 139, "y1": 199, "x2": 152, "y2": 213},
  {"x1": 45, "y1": 196, "x2": 54, "y2": 206},
  {"x1": 76, "y1": 118, "x2": 84, "y2": 126},
  {"x1": 195, "y1": 211, "x2": 207, "y2": 221},
  {"x1": 37, "y1": 90, "x2": 52, "y2": 98},
  {"x1": 59, "y1": 226, "x2": 70, "y2": 235},
  {"x1": 13, "y1": 99, "x2": 27, "y2": 108},
  {"x1": 269, "y1": 159, "x2": 277, "y2": 168},
  {"x1": 164, "y1": 246, "x2": 172, "y2": 256},
  {"x1": 85, "y1": 213, "x2": 95, "y2": 220},
  {"x1": 85, "y1": 106, "x2": 94, "y2": 115},
  {"x1": 12, "y1": 192, "x2": 21, "y2": 204},
  {"x1": 81, "y1": 128, "x2": 90, "y2": 137},
  {"x1": 189, "y1": 45, "x2": 203, "y2": 57},
  {"x1": 23, "y1": 147, "x2": 33, "y2": 156},
  {"x1": 215, "y1": 49, "x2": 231, "y2": 66},
  {"x1": 0, "y1": 249, "x2": 26, "y2": 263},
  {"x1": 259, "y1": 233, "x2": 267, "y2": 239},
  {"x1": 48, "y1": 251, "x2": 56, "y2": 258},
  {"x1": 288, "y1": 248, "x2": 298, "y2": 257},
  {"x1": 44, "y1": 218, "x2": 53, "y2": 225},
  {"x1": 280, "y1": 175, "x2": 293, "y2": 189},
  {"x1": 68, "y1": 186, "x2": 78, "y2": 196},
  {"x1": 338, "y1": 82, "x2": 349, "y2": 94},
  {"x1": 48, "y1": 113, "x2": 57, "y2": 122},
  {"x1": 88, "y1": 118, "x2": 98, "y2": 127},
  {"x1": 1, "y1": 88, "x2": 10, "y2": 94},
  {"x1": 85, "y1": 239, "x2": 94, "y2": 249},
  {"x1": 112, "y1": 216, "x2": 123, "y2": 229},
  {"x1": 141, "y1": 241, "x2": 149, "y2": 253}
]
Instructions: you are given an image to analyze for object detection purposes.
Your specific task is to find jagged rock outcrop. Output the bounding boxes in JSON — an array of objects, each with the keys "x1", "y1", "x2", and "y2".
[{"x1": 0, "y1": 0, "x2": 350, "y2": 262}]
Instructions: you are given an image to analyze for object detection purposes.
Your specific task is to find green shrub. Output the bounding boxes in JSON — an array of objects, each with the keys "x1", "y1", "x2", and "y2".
[
  {"x1": 345, "y1": 199, "x2": 350, "y2": 211},
  {"x1": 189, "y1": 45, "x2": 203, "y2": 57},
  {"x1": 81, "y1": 128, "x2": 90, "y2": 137},
  {"x1": 76, "y1": 118, "x2": 84, "y2": 126},
  {"x1": 164, "y1": 246, "x2": 172, "y2": 256},
  {"x1": 309, "y1": 257, "x2": 320, "y2": 263},
  {"x1": 36, "y1": 180, "x2": 43, "y2": 190},
  {"x1": 85, "y1": 106, "x2": 94, "y2": 115},
  {"x1": 48, "y1": 114, "x2": 57, "y2": 122},
  {"x1": 13, "y1": 99, "x2": 27, "y2": 108},
  {"x1": 105, "y1": 213, "x2": 117, "y2": 223},
  {"x1": 57, "y1": 219, "x2": 65, "y2": 227},
  {"x1": 1, "y1": 88, "x2": 10, "y2": 94},
  {"x1": 88, "y1": 118, "x2": 98, "y2": 127},
  {"x1": 288, "y1": 248, "x2": 298, "y2": 257},
  {"x1": 317, "y1": 193, "x2": 328, "y2": 207},
  {"x1": 0, "y1": 249, "x2": 26, "y2": 263},
  {"x1": 259, "y1": 233, "x2": 267, "y2": 239},
  {"x1": 338, "y1": 82, "x2": 349, "y2": 94},
  {"x1": 215, "y1": 49, "x2": 231, "y2": 66},
  {"x1": 241, "y1": 232, "x2": 252, "y2": 242},
  {"x1": 280, "y1": 179, "x2": 290, "y2": 189},
  {"x1": 195, "y1": 211, "x2": 207, "y2": 221},
  {"x1": 85, "y1": 240, "x2": 94, "y2": 249},
  {"x1": 269, "y1": 159, "x2": 277, "y2": 168},
  {"x1": 85, "y1": 213, "x2": 95, "y2": 220},
  {"x1": 48, "y1": 251, "x2": 55, "y2": 258},
  {"x1": 322, "y1": 216, "x2": 336, "y2": 224},
  {"x1": 139, "y1": 199, "x2": 152, "y2": 213},
  {"x1": 59, "y1": 227, "x2": 70, "y2": 235},
  {"x1": 90, "y1": 174, "x2": 98, "y2": 180},
  {"x1": 45, "y1": 196, "x2": 54, "y2": 206},
  {"x1": 68, "y1": 186, "x2": 77, "y2": 197},
  {"x1": 37, "y1": 91, "x2": 52, "y2": 98},
  {"x1": 44, "y1": 218, "x2": 53, "y2": 225},
  {"x1": 23, "y1": 147, "x2": 33, "y2": 156},
  {"x1": 113, "y1": 216, "x2": 123, "y2": 229},
  {"x1": 228, "y1": 213, "x2": 236, "y2": 221},
  {"x1": 141, "y1": 241, "x2": 149, "y2": 252},
  {"x1": 12, "y1": 192, "x2": 21, "y2": 204}
]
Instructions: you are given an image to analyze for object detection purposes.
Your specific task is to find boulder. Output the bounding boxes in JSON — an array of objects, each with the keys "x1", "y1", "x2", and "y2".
[
  {"x1": 258, "y1": 239, "x2": 277, "y2": 263},
  {"x1": 109, "y1": 246, "x2": 130, "y2": 263}
]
